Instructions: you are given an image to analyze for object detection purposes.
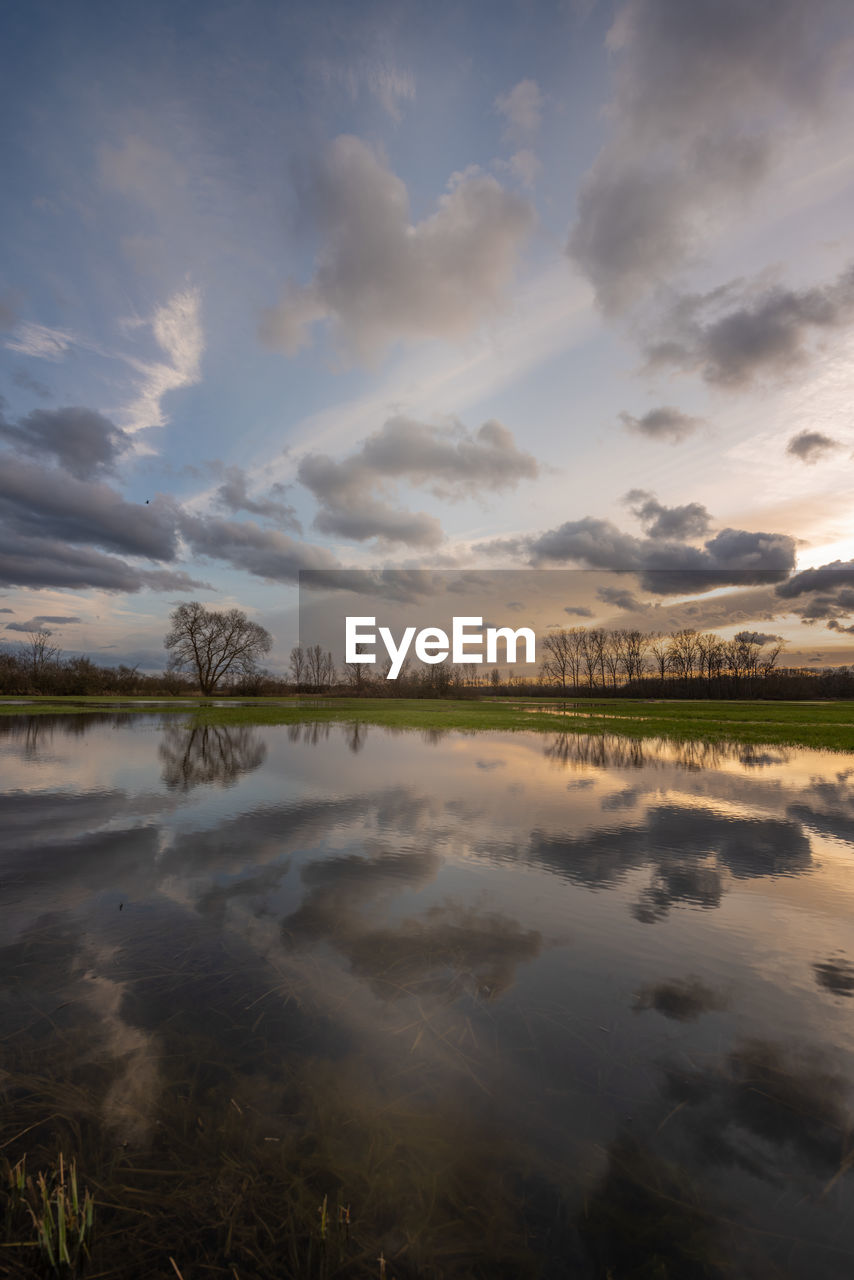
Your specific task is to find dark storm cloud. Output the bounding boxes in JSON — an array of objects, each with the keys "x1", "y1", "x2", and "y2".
[
  {"x1": 568, "y1": 0, "x2": 852, "y2": 312},
  {"x1": 179, "y1": 511, "x2": 340, "y2": 581},
  {"x1": 0, "y1": 529, "x2": 207, "y2": 593},
  {"x1": 597, "y1": 585, "x2": 646, "y2": 612},
  {"x1": 260, "y1": 135, "x2": 534, "y2": 361},
  {"x1": 498, "y1": 515, "x2": 796, "y2": 594},
  {"x1": 0, "y1": 455, "x2": 177, "y2": 559},
  {"x1": 214, "y1": 464, "x2": 301, "y2": 528},
  {"x1": 786, "y1": 429, "x2": 841, "y2": 462},
  {"x1": 0, "y1": 405, "x2": 131, "y2": 477},
  {"x1": 0, "y1": 402, "x2": 339, "y2": 591},
  {"x1": 776, "y1": 562, "x2": 854, "y2": 629},
  {"x1": 624, "y1": 490, "x2": 712, "y2": 539},
  {"x1": 644, "y1": 263, "x2": 854, "y2": 387},
  {"x1": 778, "y1": 562, "x2": 854, "y2": 597},
  {"x1": 297, "y1": 416, "x2": 538, "y2": 548},
  {"x1": 619, "y1": 406, "x2": 704, "y2": 443}
]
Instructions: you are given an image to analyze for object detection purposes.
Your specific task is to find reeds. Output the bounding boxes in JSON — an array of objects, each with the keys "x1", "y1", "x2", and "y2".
[{"x1": 2, "y1": 1152, "x2": 94, "y2": 1275}]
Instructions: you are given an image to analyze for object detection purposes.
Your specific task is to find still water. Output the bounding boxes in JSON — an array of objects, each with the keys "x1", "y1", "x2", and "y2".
[{"x1": 1, "y1": 714, "x2": 853, "y2": 1278}]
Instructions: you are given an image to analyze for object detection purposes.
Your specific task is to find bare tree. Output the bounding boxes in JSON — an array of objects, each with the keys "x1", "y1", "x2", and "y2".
[
  {"x1": 21, "y1": 630, "x2": 61, "y2": 686},
  {"x1": 289, "y1": 645, "x2": 306, "y2": 690},
  {"x1": 164, "y1": 602, "x2": 272, "y2": 695},
  {"x1": 648, "y1": 634, "x2": 670, "y2": 686}
]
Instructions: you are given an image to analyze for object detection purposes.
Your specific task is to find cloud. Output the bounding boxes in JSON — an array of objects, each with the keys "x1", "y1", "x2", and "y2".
[
  {"x1": 297, "y1": 416, "x2": 539, "y2": 547},
  {"x1": 11, "y1": 367, "x2": 52, "y2": 399},
  {"x1": 624, "y1": 489, "x2": 712, "y2": 539},
  {"x1": 179, "y1": 512, "x2": 340, "y2": 582},
  {"x1": 0, "y1": 455, "x2": 178, "y2": 560},
  {"x1": 733, "y1": 630, "x2": 781, "y2": 646},
  {"x1": 644, "y1": 263, "x2": 854, "y2": 386},
  {"x1": 619, "y1": 406, "x2": 704, "y2": 443},
  {"x1": 776, "y1": 560, "x2": 854, "y2": 628},
  {"x1": 564, "y1": 604, "x2": 593, "y2": 618},
  {"x1": 495, "y1": 79, "x2": 543, "y2": 141},
  {"x1": 0, "y1": 530, "x2": 206, "y2": 593},
  {"x1": 502, "y1": 149, "x2": 540, "y2": 189},
  {"x1": 567, "y1": 0, "x2": 853, "y2": 312},
  {"x1": 481, "y1": 512, "x2": 796, "y2": 594},
  {"x1": 260, "y1": 136, "x2": 533, "y2": 362},
  {"x1": 120, "y1": 287, "x2": 204, "y2": 433},
  {"x1": 0, "y1": 405, "x2": 131, "y2": 478},
  {"x1": 316, "y1": 56, "x2": 415, "y2": 121},
  {"x1": 786, "y1": 429, "x2": 841, "y2": 462},
  {"x1": 5, "y1": 615, "x2": 82, "y2": 632},
  {"x1": 4, "y1": 321, "x2": 75, "y2": 361},
  {"x1": 0, "y1": 427, "x2": 212, "y2": 593},
  {"x1": 214, "y1": 465, "x2": 301, "y2": 528},
  {"x1": 597, "y1": 585, "x2": 647, "y2": 612}
]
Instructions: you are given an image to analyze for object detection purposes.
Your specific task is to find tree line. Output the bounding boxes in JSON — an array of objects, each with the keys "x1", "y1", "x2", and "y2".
[{"x1": 3, "y1": 604, "x2": 854, "y2": 700}]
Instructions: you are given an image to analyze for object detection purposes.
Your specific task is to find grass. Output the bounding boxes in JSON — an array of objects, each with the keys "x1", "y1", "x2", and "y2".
[{"x1": 2, "y1": 695, "x2": 854, "y2": 750}]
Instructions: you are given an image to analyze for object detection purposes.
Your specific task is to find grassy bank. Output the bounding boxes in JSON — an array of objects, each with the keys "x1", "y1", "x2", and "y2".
[{"x1": 2, "y1": 695, "x2": 854, "y2": 749}]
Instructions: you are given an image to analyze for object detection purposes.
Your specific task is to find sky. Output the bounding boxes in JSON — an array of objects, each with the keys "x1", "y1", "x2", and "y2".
[{"x1": 2, "y1": 0, "x2": 854, "y2": 672}]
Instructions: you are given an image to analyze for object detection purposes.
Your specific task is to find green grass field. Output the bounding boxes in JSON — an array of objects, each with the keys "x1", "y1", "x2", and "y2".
[{"x1": 3, "y1": 694, "x2": 854, "y2": 750}]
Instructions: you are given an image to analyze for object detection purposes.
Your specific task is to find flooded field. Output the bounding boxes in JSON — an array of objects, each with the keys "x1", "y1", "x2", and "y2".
[{"x1": 1, "y1": 713, "x2": 853, "y2": 1277}]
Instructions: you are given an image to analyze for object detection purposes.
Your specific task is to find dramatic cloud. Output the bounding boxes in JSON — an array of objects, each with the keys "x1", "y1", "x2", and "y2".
[
  {"x1": 786, "y1": 429, "x2": 841, "y2": 463},
  {"x1": 619, "y1": 406, "x2": 704, "y2": 443},
  {"x1": 568, "y1": 0, "x2": 852, "y2": 311},
  {"x1": 260, "y1": 136, "x2": 534, "y2": 361},
  {"x1": 597, "y1": 585, "x2": 647, "y2": 612},
  {"x1": 0, "y1": 455, "x2": 178, "y2": 560},
  {"x1": 776, "y1": 561, "x2": 854, "y2": 629},
  {"x1": 0, "y1": 530, "x2": 206, "y2": 593},
  {"x1": 179, "y1": 512, "x2": 339, "y2": 581},
  {"x1": 298, "y1": 416, "x2": 539, "y2": 547},
  {"x1": 495, "y1": 79, "x2": 543, "y2": 141},
  {"x1": 214, "y1": 465, "x2": 301, "y2": 528},
  {"x1": 625, "y1": 490, "x2": 712, "y2": 540},
  {"x1": 481, "y1": 512, "x2": 796, "y2": 595},
  {"x1": 0, "y1": 426, "x2": 213, "y2": 592},
  {"x1": 0, "y1": 405, "x2": 131, "y2": 478},
  {"x1": 645, "y1": 264, "x2": 854, "y2": 387}
]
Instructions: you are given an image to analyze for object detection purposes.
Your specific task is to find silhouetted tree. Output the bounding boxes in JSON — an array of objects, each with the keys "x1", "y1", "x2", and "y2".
[{"x1": 164, "y1": 602, "x2": 272, "y2": 695}]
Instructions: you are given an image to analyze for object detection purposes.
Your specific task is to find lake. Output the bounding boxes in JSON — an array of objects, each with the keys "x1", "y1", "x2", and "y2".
[{"x1": 1, "y1": 713, "x2": 853, "y2": 1278}]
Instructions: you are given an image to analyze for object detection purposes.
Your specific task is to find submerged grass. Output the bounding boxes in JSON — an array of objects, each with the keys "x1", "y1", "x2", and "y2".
[{"x1": 2, "y1": 695, "x2": 854, "y2": 750}]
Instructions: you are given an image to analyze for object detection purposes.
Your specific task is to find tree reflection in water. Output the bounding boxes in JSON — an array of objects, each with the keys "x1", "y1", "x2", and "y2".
[{"x1": 158, "y1": 722, "x2": 267, "y2": 790}]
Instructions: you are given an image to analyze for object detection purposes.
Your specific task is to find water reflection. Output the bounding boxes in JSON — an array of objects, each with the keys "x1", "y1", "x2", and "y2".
[
  {"x1": 1, "y1": 717, "x2": 853, "y2": 1278},
  {"x1": 158, "y1": 721, "x2": 267, "y2": 790}
]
